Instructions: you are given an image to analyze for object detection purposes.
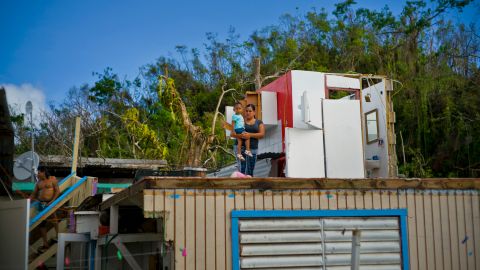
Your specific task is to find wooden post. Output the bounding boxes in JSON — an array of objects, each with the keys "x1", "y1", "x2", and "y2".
[
  {"x1": 110, "y1": 205, "x2": 119, "y2": 234},
  {"x1": 71, "y1": 117, "x2": 81, "y2": 175}
]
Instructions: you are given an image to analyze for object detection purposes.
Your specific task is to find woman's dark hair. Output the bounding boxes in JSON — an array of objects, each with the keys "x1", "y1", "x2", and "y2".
[
  {"x1": 38, "y1": 166, "x2": 51, "y2": 178},
  {"x1": 245, "y1": 104, "x2": 256, "y2": 111}
]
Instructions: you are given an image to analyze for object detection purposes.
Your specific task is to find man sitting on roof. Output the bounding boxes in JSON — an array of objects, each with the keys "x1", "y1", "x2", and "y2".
[{"x1": 30, "y1": 166, "x2": 60, "y2": 253}]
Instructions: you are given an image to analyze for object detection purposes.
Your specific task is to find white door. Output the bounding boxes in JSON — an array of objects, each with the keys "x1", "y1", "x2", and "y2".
[
  {"x1": 323, "y1": 99, "x2": 365, "y2": 178},
  {"x1": 285, "y1": 128, "x2": 325, "y2": 177}
]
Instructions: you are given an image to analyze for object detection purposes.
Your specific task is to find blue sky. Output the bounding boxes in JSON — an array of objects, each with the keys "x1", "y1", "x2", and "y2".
[{"x1": 1, "y1": 0, "x2": 478, "y2": 117}]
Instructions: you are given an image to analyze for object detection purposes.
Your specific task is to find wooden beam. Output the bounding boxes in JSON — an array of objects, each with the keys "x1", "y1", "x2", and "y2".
[
  {"x1": 113, "y1": 241, "x2": 142, "y2": 270},
  {"x1": 100, "y1": 179, "x2": 148, "y2": 210},
  {"x1": 71, "y1": 117, "x2": 81, "y2": 175},
  {"x1": 99, "y1": 177, "x2": 480, "y2": 211},
  {"x1": 144, "y1": 177, "x2": 480, "y2": 190},
  {"x1": 30, "y1": 220, "x2": 67, "y2": 252},
  {"x1": 110, "y1": 205, "x2": 119, "y2": 234},
  {"x1": 28, "y1": 243, "x2": 58, "y2": 270}
]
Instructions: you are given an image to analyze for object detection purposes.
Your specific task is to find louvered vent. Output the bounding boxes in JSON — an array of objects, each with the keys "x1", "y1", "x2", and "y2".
[{"x1": 237, "y1": 217, "x2": 402, "y2": 269}]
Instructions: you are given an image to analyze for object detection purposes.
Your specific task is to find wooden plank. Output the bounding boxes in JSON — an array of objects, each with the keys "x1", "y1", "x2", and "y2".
[
  {"x1": 337, "y1": 190, "x2": 347, "y2": 209},
  {"x1": 472, "y1": 192, "x2": 480, "y2": 270},
  {"x1": 205, "y1": 189, "x2": 216, "y2": 270},
  {"x1": 292, "y1": 190, "x2": 301, "y2": 210},
  {"x1": 431, "y1": 191, "x2": 444, "y2": 270},
  {"x1": 263, "y1": 190, "x2": 273, "y2": 210},
  {"x1": 195, "y1": 190, "x2": 205, "y2": 270},
  {"x1": 143, "y1": 189, "x2": 154, "y2": 218},
  {"x1": 406, "y1": 190, "x2": 418, "y2": 270},
  {"x1": 215, "y1": 190, "x2": 226, "y2": 270},
  {"x1": 319, "y1": 191, "x2": 329, "y2": 210},
  {"x1": 415, "y1": 191, "x2": 427, "y2": 270},
  {"x1": 328, "y1": 190, "x2": 338, "y2": 210},
  {"x1": 456, "y1": 191, "x2": 468, "y2": 270},
  {"x1": 311, "y1": 190, "x2": 320, "y2": 210},
  {"x1": 448, "y1": 190, "x2": 460, "y2": 270},
  {"x1": 185, "y1": 190, "x2": 196, "y2": 270},
  {"x1": 372, "y1": 190, "x2": 382, "y2": 209},
  {"x1": 147, "y1": 177, "x2": 480, "y2": 190},
  {"x1": 398, "y1": 190, "x2": 406, "y2": 209},
  {"x1": 28, "y1": 243, "x2": 58, "y2": 270},
  {"x1": 364, "y1": 190, "x2": 373, "y2": 209},
  {"x1": 381, "y1": 190, "x2": 390, "y2": 209},
  {"x1": 234, "y1": 190, "x2": 244, "y2": 210},
  {"x1": 301, "y1": 190, "x2": 311, "y2": 210},
  {"x1": 100, "y1": 179, "x2": 148, "y2": 210},
  {"x1": 164, "y1": 189, "x2": 175, "y2": 242},
  {"x1": 423, "y1": 191, "x2": 436, "y2": 270},
  {"x1": 225, "y1": 190, "x2": 235, "y2": 270},
  {"x1": 273, "y1": 191, "x2": 283, "y2": 210},
  {"x1": 30, "y1": 220, "x2": 67, "y2": 252},
  {"x1": 439, "y1": 191, "x2": 452, "y2": 270},
  {"x1": 71, "y1": 116, "x2": 81, "y2": 174},
  {"x1": 346, "y1": 190, "x2": 355, "y2": 209},
  {"x1": 390, "y1": 190, "x2": 399, "y2": 209},
  {"x1": 355, "y1": 191, "x2": 364, "y2": 209},
  {"x1": 254, "y1": 190, "x2": 264, "y2": 210},
  {"x1": 282, "y1": 190, "x2": 292, "y2": 210},
  {"x1": 154, "y1": 189, "x2": 164, "y2": 218},
  {"x1": 463, "y1": 191, "x2": 475, "y2": 270},
  {"x1": 175, "y1": 189, "x2": 185, "y2": 270},
  {"x1": 244, "y1": 190, "x2": 254, "y2": 210}
]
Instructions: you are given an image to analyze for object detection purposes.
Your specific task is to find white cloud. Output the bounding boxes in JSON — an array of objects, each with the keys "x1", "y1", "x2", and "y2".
[{"x1": 1, "y1": 83, "x2": 47, "y2": 124}]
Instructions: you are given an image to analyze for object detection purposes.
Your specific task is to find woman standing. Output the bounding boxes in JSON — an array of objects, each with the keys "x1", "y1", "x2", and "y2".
[{"x1": 231, "y1": 104, "x2": 265, "y2": 176}]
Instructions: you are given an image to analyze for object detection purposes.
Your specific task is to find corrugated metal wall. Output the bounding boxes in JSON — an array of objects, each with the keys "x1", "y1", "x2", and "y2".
[
  {"x1": 237, "y1": 217, "x2": 401, "y2": 269},
  {"x1": 143, "y1": 189, "x2": 480, "y2": 270}
]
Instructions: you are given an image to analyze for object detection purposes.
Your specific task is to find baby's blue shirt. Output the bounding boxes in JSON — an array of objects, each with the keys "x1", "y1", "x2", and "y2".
[{"x1": 232, "y1": 114, "x2": 244, "y2": 129}]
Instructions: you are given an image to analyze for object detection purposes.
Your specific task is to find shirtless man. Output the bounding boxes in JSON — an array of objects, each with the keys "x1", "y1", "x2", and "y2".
[{"x1": 30, "y1": 166, "x2": 60, "y2": 252}]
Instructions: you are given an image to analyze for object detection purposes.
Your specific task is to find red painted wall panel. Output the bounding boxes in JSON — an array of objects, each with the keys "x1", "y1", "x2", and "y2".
[{"x1": 258, "y1": 71, "x2": 293, "y2": 151}]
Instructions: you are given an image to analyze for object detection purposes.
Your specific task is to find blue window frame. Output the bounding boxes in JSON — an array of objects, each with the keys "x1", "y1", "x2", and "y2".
[{"x1": 231, "y1": 209, "x2": 409, "y2": 270}]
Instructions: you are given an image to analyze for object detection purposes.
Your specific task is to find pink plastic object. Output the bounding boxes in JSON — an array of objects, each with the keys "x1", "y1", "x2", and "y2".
[{"x1": 230, "y1": 171, "x2": 252, "y2": 178}]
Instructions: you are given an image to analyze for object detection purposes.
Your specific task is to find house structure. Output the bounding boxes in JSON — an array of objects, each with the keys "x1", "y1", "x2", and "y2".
[{"x1": 224, "y1": 70, "x2": 397, "y2": 178}]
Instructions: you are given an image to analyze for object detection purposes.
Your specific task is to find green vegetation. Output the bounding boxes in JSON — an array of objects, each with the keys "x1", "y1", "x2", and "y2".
[{"x1": 11, "y1": 0, "x2": 480, "y2": 177}]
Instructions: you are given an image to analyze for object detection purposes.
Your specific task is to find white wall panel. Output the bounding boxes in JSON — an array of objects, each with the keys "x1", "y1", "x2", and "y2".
[
  {"x1": 261, "y1": 91, "x2": 278, "y2": 125},
  {"x1": 362, "y1": 81, "x2": 389, "y2": 177},
  {"x1": 285, "y1": 128, "x2": 325, "y2": 178},
  {"x1": 258, "y1": 120, "x2": 283, "y2": 154},
  {"x1": 0, "y1": 199, "x2": 29, "y2": 270},
  {"x1": 323, "y1": 100, "x2": 365, "y2": 178},
  {"x1": 326, "y1": 75, "x2": 361, "y2": 89},
  {"x1": 291, "y1": 70, "x2": 326, "y2": 129}
]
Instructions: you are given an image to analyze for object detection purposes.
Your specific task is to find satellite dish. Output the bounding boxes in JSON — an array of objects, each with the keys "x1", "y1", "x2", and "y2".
[
  {"x1": 14, "y1": 151, "x2": 39, "y2": 181},
  {"x1": 26, "y1": 101, "x2": 33, "y2": 115}
]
